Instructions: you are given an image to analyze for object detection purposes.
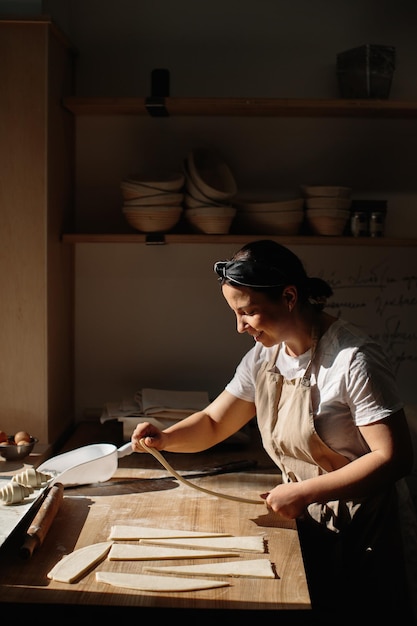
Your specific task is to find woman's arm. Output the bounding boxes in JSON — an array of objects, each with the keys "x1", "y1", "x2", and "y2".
[
  {"x1": 131, "y1": 390, "x2": 256, "y2": 453},
  {"x1": 262, "y1": 409, "x2": 413, "y2": 519}
]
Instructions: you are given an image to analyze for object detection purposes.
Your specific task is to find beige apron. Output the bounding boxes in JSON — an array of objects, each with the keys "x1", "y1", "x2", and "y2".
[
  {"x1": 254, "y1": 332, "x2": 409, "y2": 534},
  {"x1": 255, "y1": 337, "x2": 371, "y2": 531},
  {"x1": 254, "y1": 335, "x2": 417, "y2": 621}
]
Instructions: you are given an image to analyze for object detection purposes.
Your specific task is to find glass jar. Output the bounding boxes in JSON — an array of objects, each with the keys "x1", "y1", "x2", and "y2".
[
  {"x1": 350, "y1": 211, "x2": 369, "y2": 237},
  {"x1": 369, "y1": 211, "x2": 385, "y2": 237}
]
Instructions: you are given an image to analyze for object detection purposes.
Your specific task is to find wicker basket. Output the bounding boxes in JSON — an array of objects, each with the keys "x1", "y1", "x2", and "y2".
[
  {"x1": 184, "y1": 206, "x2": 236, "y2": 234},
  {"x1": 234, "y1": 209, "x2": 304, "y2": 235},
  {"x1": 306, "y1": 209, "x2": 350, "y2": 236},
  {"x1": 123, "y1": 206, "x2": 182, "y2": 233},
  {"x1": 186, "y1": 148, "x2": 237, "y2": 202}
]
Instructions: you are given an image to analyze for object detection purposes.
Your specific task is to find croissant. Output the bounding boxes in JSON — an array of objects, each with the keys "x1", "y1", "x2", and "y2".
[
  {"x1": 0, "y1": 482, "x2": 33, "y2": 504},
  {"x1": 11, "y1": 467, "x2": 51, "y2": 488}
]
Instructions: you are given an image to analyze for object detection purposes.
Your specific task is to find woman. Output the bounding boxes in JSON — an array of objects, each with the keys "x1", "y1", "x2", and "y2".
[{"x1": 132, "y1": 239, "x2": 416, "y2": 623}]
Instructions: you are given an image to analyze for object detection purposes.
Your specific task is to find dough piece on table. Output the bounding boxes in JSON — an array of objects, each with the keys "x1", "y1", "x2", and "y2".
[
  {"x1": 108, "y1": 525, "x2": 231, "y2": 540},
  {"x1": 11, "y1": 467, "x2": 52, "y2": 487},
  {"x1": 47, "y1": 541, "x2": 113, "y2": 583},
  {"x1": 0, "y1": 482, "x2": 33, "y2": 504},
  {"x1": 145, "y1": 558, "x2": 276, "y2": 578},
  {"x1": 96, "y1": 571, "x2": 230, "y2": 592},
  {"x1": 140, "y1": 535, "x2": 266, "y2": 553},
  {"x1": 108, "y1": 543, "x2": 236, "y2": 560}
]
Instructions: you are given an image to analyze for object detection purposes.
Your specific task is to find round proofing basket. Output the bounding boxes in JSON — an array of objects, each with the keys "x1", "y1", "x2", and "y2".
[
  {"x1": 186, "y1": 206, "x2": 236, "y2": 217},
  {"x1": 184, "y1": 172, "x2": 215, "y2": 204},
  {"x1": 123, "y1": 207, "x2": 182, "y2": 233},
  {"x1": 306, "y1": 209, "x2": 350, "y2": 236},
  {"x1": 120, "y1": 181, "x2": 170, "y2": 200},
  {"x1": 123, "y1": 192, "x2": 184, "y2": 207},
  {"x1": 126, "y1": 172, "x2": 185, "y2": 192},
  {"x1": 301, "y1": 185, "x2": 351, "y2": 198},
  {"x1": 186, "y1": 148, "x2": 237, "y2": 202},
  {"x1": 234, "y1": 210, "x2": 304, "y2": 235},
  {"x1": 184, "y1": 193, "x2": 210, "y2": 209},
  {"x1": 183, "y1": 161, "x2": 228, "y2": 206},
  {"x1": 235, "y1": 197, "x2": 304, "y2": 212},
  {"x1": 184, "y1": 206, "x2": 236, "y2": 234},
  {"x1": 305, "y1": 197, "x2": 352, "y2": 210}
]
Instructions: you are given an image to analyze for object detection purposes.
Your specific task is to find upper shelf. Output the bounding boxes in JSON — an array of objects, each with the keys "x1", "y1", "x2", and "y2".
[
  {"x1": 61, "y1": 96, "x2": 417, "y2": 245},
  {"x1": 62, "y1": 97, "x2": 417, "y2": 118},
  {"x1": 61, "y1": 233, "x2": 417, "y2": 246}
]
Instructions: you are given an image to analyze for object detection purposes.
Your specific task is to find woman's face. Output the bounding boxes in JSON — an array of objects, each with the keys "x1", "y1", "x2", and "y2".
[{"x1": 221, "y1": 283, "x2": 293, "y2": 348}]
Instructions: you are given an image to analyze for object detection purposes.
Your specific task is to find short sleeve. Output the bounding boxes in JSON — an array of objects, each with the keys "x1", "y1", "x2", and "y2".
[
  {"x1": 225, "y1": 343, "x2": 273, "y2": 403},
  {"x1": 346, "y1": 343, "x2": 403, "y2": 426}
]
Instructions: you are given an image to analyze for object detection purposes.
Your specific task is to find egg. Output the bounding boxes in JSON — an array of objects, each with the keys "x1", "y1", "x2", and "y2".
[
  {"x1": 0, "y1": 431, "x2": 8, "y2": 444},
  {"x1": 14, "y1": 431, "x2": 31, "y2": 445}
]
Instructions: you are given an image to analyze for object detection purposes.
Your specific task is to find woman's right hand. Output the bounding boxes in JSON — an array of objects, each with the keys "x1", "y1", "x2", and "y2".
[{"x1": 131, "y1": 422, "x2": 167, "y2": 453}]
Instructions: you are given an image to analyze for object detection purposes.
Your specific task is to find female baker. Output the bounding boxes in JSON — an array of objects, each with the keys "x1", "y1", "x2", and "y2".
[{"x1": 131, "y1": 239, "x2": 417, "y2": 623}]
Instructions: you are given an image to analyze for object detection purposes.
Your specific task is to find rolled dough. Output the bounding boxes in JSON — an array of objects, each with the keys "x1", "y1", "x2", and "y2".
[
  {"x1": 139, "y1": 438, "x2": 264, "y2": 505},
  {"x1": 145, "y1": 558, "x2": 276, "y2": 578},
  {"x1": 96, "y1": 571, "x2": 230, "y2": 592},
  {"x1": 139, "y1": 535, "x2": 266, "y2": 553},
  {"x1": 47, "y1": 541, "x2": 113, "y2": 583},
  {"x1": 108, "y1": 543, "x2": 236, "y2": 560},
  {"x1": 108, "y1": 525, "x2": 231, "y2": 540}
]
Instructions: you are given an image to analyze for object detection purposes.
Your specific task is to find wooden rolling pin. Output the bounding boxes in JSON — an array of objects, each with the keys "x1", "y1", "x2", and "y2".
[{"x1": 20, "y1": 482, "x2": 64, "y2": 559}]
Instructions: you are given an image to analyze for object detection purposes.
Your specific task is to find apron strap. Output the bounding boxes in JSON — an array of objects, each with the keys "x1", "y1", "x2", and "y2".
[{"x1": 301, "y1": 323, "x2": 320, "y2": 387}]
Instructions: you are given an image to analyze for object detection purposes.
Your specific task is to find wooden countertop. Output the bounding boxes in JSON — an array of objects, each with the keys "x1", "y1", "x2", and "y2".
[{"x1": 0, "y1": 421, "x2": 312, "y2": 620}]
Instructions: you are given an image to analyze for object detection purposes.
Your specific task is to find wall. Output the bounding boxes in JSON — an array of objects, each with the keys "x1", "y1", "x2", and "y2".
[
  {"x1": 75, "y1": 243, "x2": 417, "y2": 418},
  {"x1": 49, "y1": 0, "x2": 417, "y2": 99}
]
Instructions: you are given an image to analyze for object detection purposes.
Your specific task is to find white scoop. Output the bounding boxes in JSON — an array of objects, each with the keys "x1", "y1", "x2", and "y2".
[{"x1": 37, "y1": 442, "x2": 133, "y2": 486}]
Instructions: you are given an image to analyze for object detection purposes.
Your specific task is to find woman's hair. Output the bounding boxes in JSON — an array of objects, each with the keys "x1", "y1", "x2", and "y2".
[{"x1": 214, "y1": 239, "x2": 333, "y2": 311}]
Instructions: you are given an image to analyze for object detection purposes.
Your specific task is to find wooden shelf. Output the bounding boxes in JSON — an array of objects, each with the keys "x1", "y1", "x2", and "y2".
[
  {"x1": 61, "y1": 233, "x2": 417, "y2": 246},
  {"x1": 62, "y1": 97, "x2": 417, "y2": 118},
  {"x1": 61, "y1": 96, "x2": 417, "y2": 246}
]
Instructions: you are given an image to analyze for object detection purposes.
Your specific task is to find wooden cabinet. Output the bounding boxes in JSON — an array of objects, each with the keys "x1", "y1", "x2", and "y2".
[{"x1": 0, "y1": 19, "x2": 75, "y2": 446}]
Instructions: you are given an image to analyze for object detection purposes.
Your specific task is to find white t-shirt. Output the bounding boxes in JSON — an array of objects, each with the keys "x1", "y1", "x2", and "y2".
[{"x1": 225, "y1": 318, "x2": 404, "y2": 460}]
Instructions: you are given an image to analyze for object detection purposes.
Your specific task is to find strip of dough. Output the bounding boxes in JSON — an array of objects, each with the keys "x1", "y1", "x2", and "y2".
[
  {"x1": 47, "y1": 541, "x2": 113, "y2": 583},
  {"x1": 145, "y1": 558, "x2": 275, "y2": 579},
  {"x1": 108, "y1": 543, "x2": 237, "y2": 560},
  {"x1": 96, "y1": 571, "x2": 230, "y2": 592},
  {"x1": 108, "y1": 525, "x2": 231, "y2": 540},
  {"x1": 139, "y1": 438, "x2": 264, "y2": 505},
  {"x1": 139, "y1": 535, "x2": 266, "y2": 553}
]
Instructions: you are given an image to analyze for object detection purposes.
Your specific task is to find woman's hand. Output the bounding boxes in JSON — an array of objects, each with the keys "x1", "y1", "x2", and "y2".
[
  {"x1": 131, "y1": 422, "x2": 167, "y2": 453},
  {"x1": 260, "y1": 482, "x2": 308, "y2": 520}
]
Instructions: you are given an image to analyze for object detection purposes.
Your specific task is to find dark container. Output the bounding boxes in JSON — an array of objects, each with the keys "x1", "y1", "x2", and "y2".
[
  {"x1": 350, "y1": 199, "x2": 387, "y2": 237},
  {"x1": 337, "y1": 45, "x2": 395, "y2": 98}
]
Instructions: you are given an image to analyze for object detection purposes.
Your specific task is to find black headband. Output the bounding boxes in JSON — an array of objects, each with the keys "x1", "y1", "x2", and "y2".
[{"x1": 214, "y1": 260, "x2": 287, "y2": 288}]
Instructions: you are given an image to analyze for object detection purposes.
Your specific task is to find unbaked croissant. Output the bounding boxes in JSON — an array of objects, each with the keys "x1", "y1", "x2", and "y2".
[
  {"x1": 0, "y1": 482, "x2": 33, "y2": 504},
  {"x1": 11, "y1": 467, "x2": 52, "y2": 488}
]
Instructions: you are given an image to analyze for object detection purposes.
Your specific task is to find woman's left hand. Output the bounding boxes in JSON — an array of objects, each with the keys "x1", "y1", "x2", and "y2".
[{"x1": 260, "y1": 483, "x2": 308, "y2": 520}]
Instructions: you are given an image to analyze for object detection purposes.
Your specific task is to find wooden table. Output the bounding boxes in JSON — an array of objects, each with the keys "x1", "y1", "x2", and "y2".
[{"x1": 0, "y1": 421, "x2": 312, "y2": 620}]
